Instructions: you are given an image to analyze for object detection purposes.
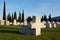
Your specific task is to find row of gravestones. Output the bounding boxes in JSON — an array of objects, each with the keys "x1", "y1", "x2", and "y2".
[
  {"x1": 45, "y1": 21, "x2": 60, "y2": 28},
  {"x1": 0, "y1": 20, "x2": 24, "y2": 25},
  {"x1": 24, "y1": 17, "x2": 60, "y2": 29},
  {"x1": 21, "y1": 16, "x2": 60, "y2": 36}
]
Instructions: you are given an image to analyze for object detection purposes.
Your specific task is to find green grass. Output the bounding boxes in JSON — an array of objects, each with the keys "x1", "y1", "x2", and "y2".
[
  {"x1": 0, "y1": 25, "x2": 60, "y2": 40},
  {"x1": 41, "y1": 28, "x2": 60, "y2": 40}
]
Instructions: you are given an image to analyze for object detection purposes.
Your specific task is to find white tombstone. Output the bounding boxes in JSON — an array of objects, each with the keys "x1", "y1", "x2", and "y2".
[
  {"x1": 54, "y1": 23, "x2": 56, "y2": 28},
  {"x1": 31, "y1": 16, "x2": 46, "y2": 36},
  {"x1": 56, "y1": 22, "x2": 60, "y2": 27},
  {"x1": 6, "y1": 21, "x2": 10, "y2": 25},
  {"x1": 0, "y1": 20, "x2": 5, "y2": 25},
  {"x1": 42, "y1": 21, "x2": 46, "y2": 28},
  {"x1": 52, "y1": 21, "x2": 56, "y2": 28},
  {"x1": 46, "y1": 21, "x2": 52, "y2": 28},
  {"x1": 13, "y1": 20, "x2": 17, "y2": 25},
  {"x1": 10, "y1": 22, "x2": 12, "y2": 25},
  {"x1": 42, "y1": 21, "x2": 46, "y2": 24},
  {"x1": 17, "y1": 22, "x2": 20, "y2": 25},
  {"x1": 24, "y1": 20, "x2": 27, "y2": 25},
  {"x1": 48, "y1": 21, "x2": 52, "y2": 28},
  {"x1": 57, "y1": 22, "x2": 60, "y2": 24},
  {"x1": 20, "y1": 22, "x2": 24, "y2": 25},
  {"x1": 41, "y1": 23, "x2": 46, "y2": 28}
]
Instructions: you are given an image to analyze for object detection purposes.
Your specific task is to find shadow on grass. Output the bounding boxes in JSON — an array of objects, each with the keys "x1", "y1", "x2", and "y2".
[
  {"x1": 0, "y1": 29, "x2": 33, "y2": 36},
  {"x1": 0, "y1": 29, "x2": 23, "y2": 35}
]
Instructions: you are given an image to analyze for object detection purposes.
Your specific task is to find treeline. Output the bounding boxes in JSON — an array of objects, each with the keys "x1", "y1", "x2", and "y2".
[
  {"x1": 3, "y1": 10, "x2": 24, "y2": 23},
  {"x1": 41, "y1": 14, "x2": 52, "y2": 22},
  {"x1": 26, "y1": 14, "x2": 52, "y2": 23},
  {"x1": 2, "y1": 1, "x2": 52, "y2": 24},
  {"x1": 3, "y1": 1, "x2": 24, "y2": 23}
]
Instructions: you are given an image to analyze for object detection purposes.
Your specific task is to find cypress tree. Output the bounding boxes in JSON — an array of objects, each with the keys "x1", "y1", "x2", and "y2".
[
  {"x1": 43, "y1": 14, "x2": 47, "y2": 22},
  {"x1": 12, "y1": 13, "x2": 14, "y2": 23},
  {"x1": 41, "y1": 16, "x2": 44, "y2": 22},
  {"x1": 7, "y1": 13, "x2": 11, "y2": 22},
  {"x1": 26, "y1": 16, "x2": 32, "y2": 23},
  {"x1": 18, "y1": 11, "x2": 21, "y2": 22},
  {"x1": 3, "y1": 1, "x2": 6, "y2": 20},
  {"x1": 3, "y1": 1, "x2": 6, "y2": 25},
  {"x1": 21, "y1": 10, "x2": 24, "y2": 22},
  {"x1": 48, "y1": 14, "x2": 51, "y2": 22},
  {"x1": 14, "y1": 11, "x2": 17, "y2": 20}
]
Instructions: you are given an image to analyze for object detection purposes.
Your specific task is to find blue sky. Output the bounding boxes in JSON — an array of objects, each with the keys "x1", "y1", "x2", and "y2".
[{"x1": 0, "y1": 0, "x2": 60, "y2": 19}]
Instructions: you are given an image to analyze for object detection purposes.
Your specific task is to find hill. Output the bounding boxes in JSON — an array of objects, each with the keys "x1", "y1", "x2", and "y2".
[{"x1": 52, "y1": 16, "x2": 60, "y2": 22}]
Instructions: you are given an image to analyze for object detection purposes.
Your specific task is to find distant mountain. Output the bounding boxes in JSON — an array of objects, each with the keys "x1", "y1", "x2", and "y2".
[{"x1": 52, "y1": 16, "x2": 60, "y2": 22}]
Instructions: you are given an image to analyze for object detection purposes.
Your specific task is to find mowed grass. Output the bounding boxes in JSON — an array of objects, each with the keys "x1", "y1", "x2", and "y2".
[
  {"x1": 41, "y1": 28, "x2": 60, "y2": 40},
  {"x1": 0, "y1": 25, "x2": 37, "y2": 40},
  {"x1": 0, "y1": 25, "x2": 60, "y2": 40}
]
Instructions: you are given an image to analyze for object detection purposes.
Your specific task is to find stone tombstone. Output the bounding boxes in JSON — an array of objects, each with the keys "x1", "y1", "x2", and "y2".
[
  {"x1": 24, "y1": 20, "x2": 27, "y2": 25},
  {"x1": 31, "y1": 16, "x2": 45, "y2": 36},
  {"x1": 56, "y1": 22, "x2": 60, "y2": 27},
  {"x1": 10, "y1": 22, "x2": 12, "y2": 25},
  {"x1": 46, "y1": 21, "x2": 49, "y2": 28},
  {"x1": 41, "y1": 21, "x2": 46, "y2": 28},
  {"x1": 20, "y1": 23, "x2": 31, "y2": 35},
  {"x1": 20, "y1": 22, "x2": 24, "y2": 25},
  {"x1": 52, "y1": 21, "x2": 56, "y2": 28},
  {"x1": 20, "y1": 16, "x2": 46, "y2": 36},
  {"x1": 57, "y1": 22, "x2": 60, "y2": 24},
  {"x1": 1, "y1": 20, "x2": 5, "y2": 25},
  {"x1": 46, "y1": 21, "x2": 52, "y2": 28},
  {"x1": 42, "y1": 21, "x2": 46, "y2": 24},
  {"x1": 54, "y1": 23, "x2": 56, "y2": 28},
  {"x1": 6, "y1": 21, "x2": 10, "y2": 25},
  {"x1": 48, "y1": 21, "x2": 52, "y2": 28},
  {"x1": 17, "y1": 22, "x2": 20, "y2": 25},
  {"x1": 13, "y1": 20, "x2": 17, "y2": 25},
  {"x1": 41, "y1": 23, "x2": 46, "y2": 28}
]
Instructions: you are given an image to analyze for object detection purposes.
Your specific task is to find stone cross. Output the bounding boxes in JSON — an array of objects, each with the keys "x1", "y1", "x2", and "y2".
[{"x1": 31, "y1": 16, "x2": 45, "y2": 36}]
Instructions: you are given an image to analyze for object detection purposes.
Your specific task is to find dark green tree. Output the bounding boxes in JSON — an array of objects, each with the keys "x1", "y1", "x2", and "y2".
[
  {"x1": 18, "y1": 11, "x2": 21, "y2": 22},
  {"x1": 43, "y1": 14, "x2": 47, "y2": 21},
  {"x1": 7, "y1": 13, "x2": 11, "y2": 22},
  {"x1": 3, "y1": 1, "x2": 6, "y2": 25},
  {"x1": 14, "y1": 11, "x2": 17, "y2": 20},
  {"x1": 26, "y1": 16, "x2": 32, "y2": 23},
  {"x1": 48, "y1": 14, "x2": 52, "y2": 22},
  {"x1": 12, "y1": 13, "x2": 14, "y2": 23},
  {"x1": 41, "y1": 16, "x2": 44, "y2": 22},
  {"x1": 3, "y1": 1, "x2": 6, "y2": 20},
  {"x1": 21, "y1": 10, "x2": 24, "y2": 22}
]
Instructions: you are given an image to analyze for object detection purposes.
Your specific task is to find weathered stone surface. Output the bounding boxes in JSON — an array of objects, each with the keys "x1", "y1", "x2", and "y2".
[
  {"x1": 13, "y1": 20, "x2": 17, "y2": 25},
  {"x1": 17, "y1": 22, "x2": 20, "y2": 25},
  {"x1": 24, "y1": 20, "x2": 27, "y2": 25},
  {"x1": 6, "y1": 21, "x2": 10, "y2": 25},
  {"x1": 0, "y1": 20, "x2": 5, "y2": 25},
  {"x1": 21, "y1": 16, "x2": 46, "y2": 36}
]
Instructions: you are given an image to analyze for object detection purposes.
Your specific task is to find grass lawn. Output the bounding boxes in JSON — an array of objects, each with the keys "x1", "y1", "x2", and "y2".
[{"x1": 0, "y1": 25, "x2": 60, "y2": 40}]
